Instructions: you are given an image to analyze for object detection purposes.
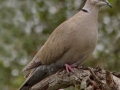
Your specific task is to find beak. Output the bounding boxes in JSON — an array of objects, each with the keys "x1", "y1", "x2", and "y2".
[{"x1": 105, "y1": 1, "x2": 112, "y2": 8}]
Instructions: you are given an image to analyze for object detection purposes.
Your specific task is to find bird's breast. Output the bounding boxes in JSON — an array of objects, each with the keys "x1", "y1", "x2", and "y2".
[{"x1": 68, "y1": 23, "x2": 98, "y2": 58}]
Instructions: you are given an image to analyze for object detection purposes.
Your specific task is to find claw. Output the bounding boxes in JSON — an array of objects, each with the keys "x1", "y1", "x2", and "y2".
[{"x1": 64, "y1": 64, "x2": 77, "y2": 73}]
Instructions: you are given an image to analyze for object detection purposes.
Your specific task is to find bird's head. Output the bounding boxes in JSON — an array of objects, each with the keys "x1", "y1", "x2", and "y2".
[{"x1": 88, "y1": 0, "x2": 112, "y2": 8}]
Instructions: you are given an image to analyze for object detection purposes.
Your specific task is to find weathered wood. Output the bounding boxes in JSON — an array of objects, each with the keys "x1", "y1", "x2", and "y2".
[{"x1": 30, "y1": 67, "x2": 120, "y2": 90}]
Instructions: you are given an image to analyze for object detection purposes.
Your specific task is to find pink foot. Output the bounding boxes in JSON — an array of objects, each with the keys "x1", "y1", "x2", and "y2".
[{"x1": 64, "y1": 64, "x2": 77, "y2": 73}]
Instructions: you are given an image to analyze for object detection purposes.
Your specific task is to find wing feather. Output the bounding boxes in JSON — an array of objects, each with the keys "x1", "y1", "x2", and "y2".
[{"x1": 22, "y1": 21, "x2": 70, "y2": 72}]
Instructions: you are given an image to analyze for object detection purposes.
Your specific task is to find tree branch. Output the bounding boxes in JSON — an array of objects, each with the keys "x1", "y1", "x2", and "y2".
[{"x1": 30, "y1": 67, "x2": 120, "y2": 90}]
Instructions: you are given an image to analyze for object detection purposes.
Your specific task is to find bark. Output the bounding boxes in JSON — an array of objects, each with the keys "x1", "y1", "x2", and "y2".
[{"x1": 30, "y1": 67, "x2": 120, "y2": 90}]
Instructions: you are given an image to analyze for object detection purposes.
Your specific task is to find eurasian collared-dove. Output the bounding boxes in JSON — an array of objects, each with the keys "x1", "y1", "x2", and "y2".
[{"x1": 19, "y1": 0, "x2": 112, "y2": 90}]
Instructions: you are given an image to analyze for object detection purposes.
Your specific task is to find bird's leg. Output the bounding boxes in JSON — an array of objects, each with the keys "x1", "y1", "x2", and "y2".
[
  {"x1": 70, "y1": 64, "x2": 78, "y2": 68},
  {"x1": 64, "y1": 64, "x2": 77, "y2": 73},
  {"x1": 64, "y1": 64, "x2": 82, "y2": 82}
]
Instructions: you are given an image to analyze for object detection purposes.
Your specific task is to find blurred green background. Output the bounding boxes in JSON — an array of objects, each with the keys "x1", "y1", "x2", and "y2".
[{"x1": 0, "y1": 0, "x2": 120, "y2": 90}]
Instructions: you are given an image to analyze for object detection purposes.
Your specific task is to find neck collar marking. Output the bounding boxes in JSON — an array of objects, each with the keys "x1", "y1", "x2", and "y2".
[{"x1": 82, "y1": 9, "x2": 89, "y2": 13}]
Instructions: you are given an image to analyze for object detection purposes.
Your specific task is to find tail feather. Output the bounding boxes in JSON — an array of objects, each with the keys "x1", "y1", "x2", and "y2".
[
  {"x1": 19, "y1": 65, "x2": 48, "y2": 90},
  {"x1": 19, "y1": 87, "x2": 30, "y2": 90},
  {"x1": 18, "y1": 83, "x2": 31, "y2": 90}
]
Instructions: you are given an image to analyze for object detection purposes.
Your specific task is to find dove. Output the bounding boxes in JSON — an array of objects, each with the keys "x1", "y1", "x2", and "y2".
[{"x1": 19, "y1": 0, "x2": 112, "y2": 90}]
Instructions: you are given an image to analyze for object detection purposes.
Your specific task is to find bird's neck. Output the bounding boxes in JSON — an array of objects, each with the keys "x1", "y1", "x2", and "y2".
[{"x1": 82, "y1": 1, "x2": 100, "y2": 19}]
